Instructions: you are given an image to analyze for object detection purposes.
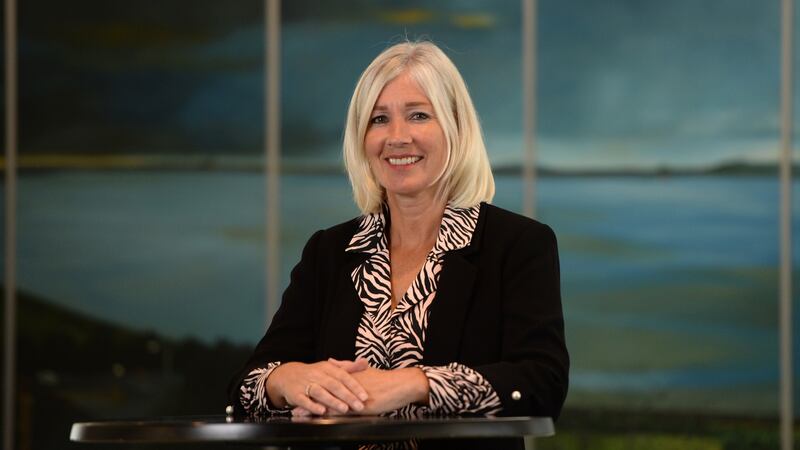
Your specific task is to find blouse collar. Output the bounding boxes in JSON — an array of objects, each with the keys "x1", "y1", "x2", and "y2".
[{"x1": 345, "y1": 203, "x2": 481, "y2": 256}]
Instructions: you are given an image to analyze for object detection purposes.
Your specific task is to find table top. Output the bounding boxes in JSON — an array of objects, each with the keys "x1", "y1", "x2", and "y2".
[{"x1": 70, "y1": 415, "x2": 554, "y2": 444}]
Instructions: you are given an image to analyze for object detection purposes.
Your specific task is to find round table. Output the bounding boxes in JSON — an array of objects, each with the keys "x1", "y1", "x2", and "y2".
[{"x1": 70, "y1": 415, "x2": 554, "y2": 447}]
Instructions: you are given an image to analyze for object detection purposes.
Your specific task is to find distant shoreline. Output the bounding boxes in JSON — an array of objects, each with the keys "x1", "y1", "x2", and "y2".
[
  {"x1": 1, "y1": 154, "x2": 796, "y2": 177},
  {"x1": 494, "y1": 162, "x2": 792, "y2": 177}
]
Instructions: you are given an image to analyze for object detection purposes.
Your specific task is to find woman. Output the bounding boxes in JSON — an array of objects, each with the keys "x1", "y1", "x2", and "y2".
[{"x1": 228, "y1": 41, "x2": 568, "y2": 447}]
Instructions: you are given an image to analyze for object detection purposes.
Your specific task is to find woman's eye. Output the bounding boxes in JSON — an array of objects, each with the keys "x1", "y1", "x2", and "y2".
[
  {"x1": 410, "y1": 112, "x2": 430, "y2": 121},
  {"x1": 369, "y1": 115, "x2": 388, "y2": 125}
]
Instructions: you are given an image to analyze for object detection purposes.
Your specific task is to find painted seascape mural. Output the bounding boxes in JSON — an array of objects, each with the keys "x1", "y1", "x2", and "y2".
[{"x1": 2, "y1": 0, "x2": 798, "y2": 448}]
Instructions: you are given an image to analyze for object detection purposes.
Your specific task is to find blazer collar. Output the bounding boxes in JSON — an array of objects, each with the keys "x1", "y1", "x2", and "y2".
[{"x1": 452, "y1": 202, "x2": 487, "y2": 257}]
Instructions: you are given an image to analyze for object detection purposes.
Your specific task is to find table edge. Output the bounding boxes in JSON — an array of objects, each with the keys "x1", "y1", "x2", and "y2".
[{"x1": 70, "y1": 416, "x2": 555, "y2": 443}]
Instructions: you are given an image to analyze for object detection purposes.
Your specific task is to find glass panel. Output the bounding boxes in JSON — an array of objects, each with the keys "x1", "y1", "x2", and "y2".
[
  {"x1": 537, "y1": 0, "x2": 783, "y2": 447},
  {"x1": 280, "y1": 1, "x2": 524, "y2": 291},
  {"x1": 15, "y1": 2, "x2": 265, "y2": 449}
]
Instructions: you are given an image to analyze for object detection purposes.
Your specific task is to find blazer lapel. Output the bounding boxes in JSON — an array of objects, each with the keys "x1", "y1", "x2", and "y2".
[
  {"x1": 422, "y1": 252, "x2": 477, "y2": 366},
  {"x1": 422, "y1": 202, "x2": 487, "y2": 365},
  {"x1": 317, "y1": 253, "x2": 365, "y2": 361}
]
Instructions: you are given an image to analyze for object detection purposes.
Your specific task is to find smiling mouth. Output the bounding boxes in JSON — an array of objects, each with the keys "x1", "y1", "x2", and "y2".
[{"x1": 386, "y1": 156, "x2": 422, "y2": 166}]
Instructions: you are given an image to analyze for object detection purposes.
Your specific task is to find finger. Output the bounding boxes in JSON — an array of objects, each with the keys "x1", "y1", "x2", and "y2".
[
  {"x1": 311, "y1": 362, "x2": 369, "y2": 406},
  {"x1": 290, "y1": 390, "x2": 327, "y2": 416},
  {"x1": 320, "y1": 369, "x2": 369, "y2": 406},
  {"x1": 316, "y1": 362, "x2": 369, "y2": 405},
  {"x1": 351, "y1": 359, "x2": 369, "y2": 371},
  {"x1": 292, "y1": 406, "x2": 312, "y2": 417},
  {"x1": 331, "y1": 367, "x2": 370, "y2": 402},
  {"x1": 328, "y1": 358, "x2": 369, "y2": 374},
  {"x1": 307, "y1": 381, "x2": 351, "y2": 414},
  {"x1": 326, "y1": 358, "x2": 354, "y2": 371},
  {"x1": 318, "y1": 377, "x2": 364, "y2": 412}
]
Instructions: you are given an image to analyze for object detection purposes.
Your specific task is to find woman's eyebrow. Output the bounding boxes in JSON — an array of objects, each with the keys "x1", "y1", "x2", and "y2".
[{"x1": 372, "y1": 101, "x2": 432, "y2": 111}]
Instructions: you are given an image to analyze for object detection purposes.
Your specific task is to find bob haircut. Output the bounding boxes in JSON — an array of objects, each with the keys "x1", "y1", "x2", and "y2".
[{"x1": 343, "y1": 41, "x2": 495, "y2": 214}]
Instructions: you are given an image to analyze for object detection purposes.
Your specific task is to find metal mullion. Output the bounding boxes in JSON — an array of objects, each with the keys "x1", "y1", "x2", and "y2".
[
  {"x1": 779, "y1": 0, "x2": 794, "y2": 449},
  {"x1": 265, "y1": 0, "x2": 281, "y2": 326},
  {"x1": 522, "y1": 0, "x2": 537, "y2": 219},
  {"x1": 3, "y1": 0, "x2": 17, "y2": 448}
]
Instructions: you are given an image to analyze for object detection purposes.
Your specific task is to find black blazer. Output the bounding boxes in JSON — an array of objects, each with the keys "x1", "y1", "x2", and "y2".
[{"x1": 228, "y1": 203, "x2": 569, "y2": 448}]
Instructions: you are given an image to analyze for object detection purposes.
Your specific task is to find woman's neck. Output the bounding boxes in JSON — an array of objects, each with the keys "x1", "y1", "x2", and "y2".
[{"x1": 386, "y1": 193, "x2": 446, "y2": 250}]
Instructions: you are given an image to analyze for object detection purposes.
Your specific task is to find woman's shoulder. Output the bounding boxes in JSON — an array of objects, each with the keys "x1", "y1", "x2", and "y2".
[
  {"x1": 474, "y1": 203, "x2": 558, "y2": 262},
  {"x1": 480, "y1": 203, "x2": 556, "y2": 241},
  {"x1": 304, "y1": 215, "x2": 364, "y2": 252},
  {"x1": 322, "y1": 215, "x2": 363, "y2": 236}
]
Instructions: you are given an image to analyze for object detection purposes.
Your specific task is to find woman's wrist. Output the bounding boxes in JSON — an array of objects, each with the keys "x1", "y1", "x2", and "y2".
[
  {"x1": 404, "y1": 367, "x2": 430, "y2": 405},
  {"x1": 265, "y1": 362, "x2": 294, "y2": 408}
]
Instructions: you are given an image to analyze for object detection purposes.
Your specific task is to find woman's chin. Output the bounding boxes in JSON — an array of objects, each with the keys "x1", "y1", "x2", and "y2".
[{"x1": 384, "y1": 185, "x2": 441, "y2": 203}]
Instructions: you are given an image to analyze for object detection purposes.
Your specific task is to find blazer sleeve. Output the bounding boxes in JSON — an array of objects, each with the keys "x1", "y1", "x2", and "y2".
[
  {"x1": 472, "y1": 222, "x2": 569, "y2": 418},
  {"x1": 226, "y1": 230, "x2": 324, "y2": 414}
]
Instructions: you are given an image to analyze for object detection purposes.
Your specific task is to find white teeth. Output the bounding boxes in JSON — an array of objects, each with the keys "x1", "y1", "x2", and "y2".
[{"x1": 387, "y1": 156, "x2": 421, "y2": 165}]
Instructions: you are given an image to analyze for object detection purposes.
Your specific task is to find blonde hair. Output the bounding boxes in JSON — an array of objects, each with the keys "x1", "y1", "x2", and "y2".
[{"x1": 343, "y1": 41, "x2": 495, "y2": 214}]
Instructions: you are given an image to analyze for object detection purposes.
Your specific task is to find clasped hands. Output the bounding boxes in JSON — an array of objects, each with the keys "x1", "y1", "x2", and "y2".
[{"x1": 265, "y1": 358, "x2": 429, "y2": 417}]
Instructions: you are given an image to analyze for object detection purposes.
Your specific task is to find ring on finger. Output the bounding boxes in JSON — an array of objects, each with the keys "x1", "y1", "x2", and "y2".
[{"x1": 305, "y1": 382, "x2": 315, "y2": 397}]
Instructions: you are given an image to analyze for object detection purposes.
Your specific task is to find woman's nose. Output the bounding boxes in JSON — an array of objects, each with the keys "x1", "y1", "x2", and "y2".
[{"x1": 386, "y1": 121, "x2": 411, "y2": 147}]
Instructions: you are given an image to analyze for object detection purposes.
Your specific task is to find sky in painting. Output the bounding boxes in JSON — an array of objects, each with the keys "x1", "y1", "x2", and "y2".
[{"x1": 15, "y1": 0, "x2": 795, "y2": 169}]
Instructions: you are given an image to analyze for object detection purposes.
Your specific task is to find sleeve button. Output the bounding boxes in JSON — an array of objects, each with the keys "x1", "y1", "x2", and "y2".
[
  {"x1": 511, "y1": 390, "x2": 522, "y2": 401},
  {"x1": 225, "y1": 405, "x2": 234, "y2": 415}
]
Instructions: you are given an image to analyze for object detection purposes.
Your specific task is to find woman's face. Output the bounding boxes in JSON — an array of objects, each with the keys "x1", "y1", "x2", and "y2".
[{"x1": 364, "y1": 71, "x2": 448, "y2": 204}]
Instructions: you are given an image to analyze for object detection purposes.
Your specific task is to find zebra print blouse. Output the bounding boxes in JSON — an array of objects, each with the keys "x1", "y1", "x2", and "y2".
[{"x1": 240, "y1": 204, "x2": 502, "y2": 417}]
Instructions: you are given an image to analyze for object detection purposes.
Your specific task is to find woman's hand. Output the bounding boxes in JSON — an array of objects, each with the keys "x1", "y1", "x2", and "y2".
[
  {"x1": 352, "y1": 366, "x2": 430, "y2": 414},
  {"x1": 266, "y1": 358, "x2": 370, "y2": 415},
  {"x1": 293, "y1": 365, "x2": 430, "y2": 416}
]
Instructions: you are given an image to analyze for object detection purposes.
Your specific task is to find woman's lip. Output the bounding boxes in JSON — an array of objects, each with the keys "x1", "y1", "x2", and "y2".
[{"x1": 385, "y1": 155, "x2": 423, "y2": 166}]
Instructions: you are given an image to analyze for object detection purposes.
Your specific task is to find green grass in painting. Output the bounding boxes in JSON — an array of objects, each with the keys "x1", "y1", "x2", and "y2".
[
  {"x1": 541, "y1": 408, "x2": 799, "y2": 450},
  {"x1": 564, "y1": 266, "x2": 787, "y2": 376},
  {"x1": 567, "y1": 266, "x2": 779, "y2": 326},
  {"x1": 564, "y1": 387, "x2": 778, "y2": 415},
  {"x1": 567, "y1": 325, "x2": 740, "y2": 370},
  {"x1": 536, "y1": 432, "x2": 723, "y2": 450},
  {"x1": 559, "y1": 233, "x2": 670, "y2": 259}
]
